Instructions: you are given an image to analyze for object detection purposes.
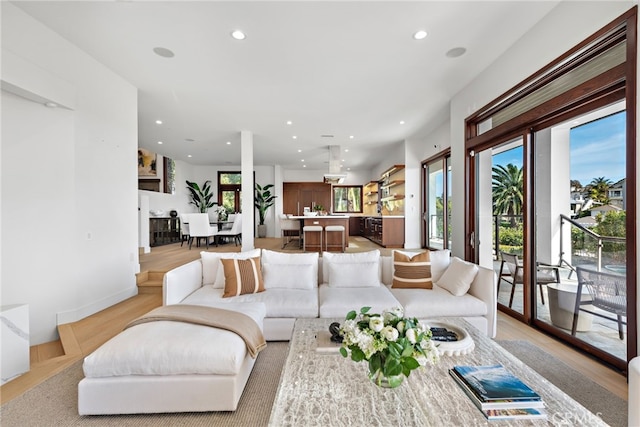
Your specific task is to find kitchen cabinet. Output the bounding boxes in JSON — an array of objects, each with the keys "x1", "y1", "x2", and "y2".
[
  {"x1": 361, "y1": 216, "x2": 404, "y2": 248},
  {"x1": 283, "y1": 183, "x2": 331, "y2": 216}
]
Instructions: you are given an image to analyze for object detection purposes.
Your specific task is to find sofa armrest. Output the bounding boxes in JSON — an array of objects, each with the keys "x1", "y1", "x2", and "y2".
[
  {"x1": 467, "y1": 265, "x2": 497, "y2": 338},
  {"x1": 163, "y1": 260, "x2": 203, "y2": 305}
]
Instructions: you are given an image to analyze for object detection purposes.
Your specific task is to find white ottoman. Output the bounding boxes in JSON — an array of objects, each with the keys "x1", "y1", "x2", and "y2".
[{"x1": 78, "y1": 302, "x2": 266, "y2": 415}]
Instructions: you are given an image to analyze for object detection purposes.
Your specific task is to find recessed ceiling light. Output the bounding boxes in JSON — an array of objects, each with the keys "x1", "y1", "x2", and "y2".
[
  {"x1": 344, "y1": 149, "x2": 349, "y2": 152},
  {"x1": 446, "y1": 47, "x2": 467, "y2": 58},
  {"x1": 301, "y1": 159, "x2": 305, "y2": 162},
  {"x1": 153, "y1": 47, "x2": 175, "y2": 58},
  {"x1": 231, "y1": 30, "x2": 246, "y2": 40},
  {"x1": 349, "y1": 135, "x2": 354, "y2": 139},
  {"x1": 155, "y1": 120, "x2": 163, "y2": 125},
  {"x1": 286, "y1": 120, "x2": 293, "y2": 125},
  {"x1": 303, "y1": 165, "x2": 306, "y2": 168},
  {"x1": 292, "y1": 136, "x2": 297, "y2": 139},
  {"x1": 297, "y1": 149, "x2": 302, "y2": 153},
  {"x1": 44, "y1": 101, "x2": 58, "y2": 108},
  {"x1": 187, "y1": 154, "x2": 192, "y2": 158},
  {"x1": 413, "y1": 30, "x2": 428, "y2": 40},
  {"x1": 399, "y1": 120, "x2": 405, "y2": 125},
  {"x1": 157, "y1": 141, "x2": 163, "y2": 144},
  {"x1": 226, "y1": 141, "x2": 231, "y2": 145}
]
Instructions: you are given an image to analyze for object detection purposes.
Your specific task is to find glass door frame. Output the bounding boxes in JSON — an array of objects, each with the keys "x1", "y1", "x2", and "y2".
[{"x1": 464, "y1": 8, "x2": 637, "y2": 371}]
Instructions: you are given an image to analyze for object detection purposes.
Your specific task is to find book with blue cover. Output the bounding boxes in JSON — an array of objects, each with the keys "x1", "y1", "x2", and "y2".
[
  {"x1": 451, "y1": 365, "x2": 541, "y2": 402},
  {"x1": 449, "y1": 369, "x2": 545, "y2": 410}
]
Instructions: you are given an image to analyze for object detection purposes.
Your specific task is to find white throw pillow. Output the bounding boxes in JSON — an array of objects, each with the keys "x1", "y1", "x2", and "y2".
[
  {"x1": 201, "y1": 249, "x2": 261, "y2": 288},
  {"x1": 436, "y1": 256, "x2": 478, "y2": 296},
  {"x1": 323, "y1": 250, "x2": 381, "y2": 287},
  {"x1": 328, "y1": 261, "x2": 380, "y2": 287},
  {"x1": 430, "y1": 249, "x2": 451, "y2": 283},
  {"x1": 261, "y1": 249, "x2": 318, "y2": 289}
]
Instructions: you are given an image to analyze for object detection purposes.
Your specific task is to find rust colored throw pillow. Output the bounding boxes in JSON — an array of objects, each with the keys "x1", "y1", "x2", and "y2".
[
  {"x1": 392, "y1": 251, "x2": 432, "y2": 289},
  {"x1": 221, "y1": 257, "x2": 265, "y2": 297}
]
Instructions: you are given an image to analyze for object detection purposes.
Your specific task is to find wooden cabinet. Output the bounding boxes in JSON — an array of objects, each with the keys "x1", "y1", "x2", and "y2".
[
  {"x1": 283, "y1": 183, "x2": 331, "y2": 216},
  {"x1": 349, "y1": 216, "x2": 361, "y2": 236},
  {"x1": 360, "y1": 216, "x2": 404, "y2": 248},
  {"x1": 379, "y1": 165, "x2": 405, "y2": 216},
  {"x1": 149, "y1": 217, "x2": 181, "y2": 247}
]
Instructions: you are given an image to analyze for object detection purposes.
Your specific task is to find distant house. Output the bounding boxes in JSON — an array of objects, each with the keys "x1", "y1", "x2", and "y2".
[
  {"x1": 608, "y1": 178, "x2": 626, "y2": 209},
  {"x1": 590, "y1": 204, "x2": 623, "y2": 218}
]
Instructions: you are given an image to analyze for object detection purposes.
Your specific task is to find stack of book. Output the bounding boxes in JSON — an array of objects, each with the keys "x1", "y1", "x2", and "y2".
[{"x1": 449, "y1": 364, "x2": 547, "y2": 421}]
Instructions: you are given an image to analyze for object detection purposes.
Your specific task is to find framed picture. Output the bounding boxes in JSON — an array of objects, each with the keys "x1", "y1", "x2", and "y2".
[{"x1": 138, "y1": 148, "x2": 157, "y2": 176}]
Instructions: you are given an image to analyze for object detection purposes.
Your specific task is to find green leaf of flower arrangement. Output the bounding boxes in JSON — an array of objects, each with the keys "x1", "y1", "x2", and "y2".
[
  {"x1": 360, "y1": 306, "x2": 372, "y2": 314},
  {"x1": 384, "y1": 358, "x2": 403, "y2": 377},
  {"x1": 350, "y1": 347, "x2": 366, "y2": 362},
  {"x1": 339, "y1": 347, "x2": 348, "y2": 358},
  {"x1": 345, "y1": 310, "x2": 357, "y2": 321}
]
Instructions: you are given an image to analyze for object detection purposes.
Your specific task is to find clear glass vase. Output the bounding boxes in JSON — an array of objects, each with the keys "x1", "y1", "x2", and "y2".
[{"x1": 368, "y1": 369, "x2": 404, "y2": 388}]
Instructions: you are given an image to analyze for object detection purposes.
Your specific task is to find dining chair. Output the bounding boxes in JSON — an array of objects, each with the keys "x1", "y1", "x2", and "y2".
[
  {"x1": 571, "y1": 266, "x2": 627, "y2": 339},
  {"x1": 216, "y1": 213, "x2": 242, "y2": 246},
  {"x1": 179, "y1": 213, "x2": 192, "y2": 247},
  {"x1": 187, "y1": 213, "x2": 218, "y2": 250},
  {"x1": 498, "y1": 251, "x2": 560, "y2": 307}
]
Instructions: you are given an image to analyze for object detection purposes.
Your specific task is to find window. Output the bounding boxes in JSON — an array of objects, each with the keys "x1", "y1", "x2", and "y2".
[
  {"x1": 218, "y1": 172, "x2": 242, "y2": 213},
  {"x1": 333, "y1": 186, "x2": 362, "y2": 213}
]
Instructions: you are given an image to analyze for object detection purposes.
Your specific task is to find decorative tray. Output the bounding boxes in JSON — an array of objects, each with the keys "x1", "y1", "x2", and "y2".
[{"x1": 428, "y1": 322, "x2": 475, "y2": 356}]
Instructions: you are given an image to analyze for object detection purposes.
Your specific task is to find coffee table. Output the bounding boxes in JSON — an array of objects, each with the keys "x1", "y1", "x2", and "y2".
[{"x1": 268, "y1": 317, "x2": 607, "y2": 426}]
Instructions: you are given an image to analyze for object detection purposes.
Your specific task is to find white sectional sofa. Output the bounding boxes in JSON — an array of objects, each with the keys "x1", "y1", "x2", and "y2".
[{"x1": 164, "y1": 248, "x2": 497, "y2": 340}]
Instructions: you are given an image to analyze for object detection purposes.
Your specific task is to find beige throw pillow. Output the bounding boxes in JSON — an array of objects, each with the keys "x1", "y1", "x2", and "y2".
[
  {"x1": 436, "y1": 257, "x2": 478, "y2": 296},
  {"x1": 392, "y1": 251, "x2": 432, "y2": 289},
  {"x1": 221, "y1": 257, "x2": 265, "y2": 298}
]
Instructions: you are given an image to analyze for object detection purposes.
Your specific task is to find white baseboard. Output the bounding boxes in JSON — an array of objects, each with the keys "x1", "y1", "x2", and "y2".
[{"x1": 56, "y1": 287, "x2": 138, "y2": 325}]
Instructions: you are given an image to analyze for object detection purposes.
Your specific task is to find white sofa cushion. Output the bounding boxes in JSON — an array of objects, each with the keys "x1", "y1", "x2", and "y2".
[
  {"x1": 322, "y1": 250, "x2": 381, "y2": 287},
  {"x1": 430, "y1": 249, "x2": 451, "y2": 283},
  {"x1": 261, "y1": 249, "x2": 318, "y2": 290},
  {"x1": 389, "y1": 285, "x2": 487, "y2": 318},
  {"x1": 436, "y1": 256, "x2": 478, "y2": 296},
  {"x1": 200, "y1": 249, "x2": 261, "y2": 288},
  {"x1": 83, "y1": 302, "x2": 266, "y2": 377},
  {"x1": 182, "y1": 286, "x2": 318, "y2": 318},
  {"x1": 318, "y1": 284, "x2": 400, "y2": 318}
]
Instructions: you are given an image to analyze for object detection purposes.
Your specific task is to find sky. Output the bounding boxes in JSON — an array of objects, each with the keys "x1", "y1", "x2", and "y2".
[{"x1": 492, "y1": 111, "x2": 626, "y2": 186}]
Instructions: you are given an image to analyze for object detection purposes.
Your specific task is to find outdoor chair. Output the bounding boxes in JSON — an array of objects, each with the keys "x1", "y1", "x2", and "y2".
[
  {"x1": 498, "y1": 251, "x2": 560, "y2": 308},
  {"x1": 572, "y1": 266, "x2": 627, "y2": 340}
]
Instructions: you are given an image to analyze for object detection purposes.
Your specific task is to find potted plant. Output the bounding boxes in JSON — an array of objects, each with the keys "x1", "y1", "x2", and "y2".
[
  {"x1": 313, "y1": 204, "x2": 327, "y2": 216},
  {"x1": 254, "y1": 183, "x2": 277, "y2": 238},
  {"x1": 186, "y1": 180, "x2": 218, "y2": 213}
]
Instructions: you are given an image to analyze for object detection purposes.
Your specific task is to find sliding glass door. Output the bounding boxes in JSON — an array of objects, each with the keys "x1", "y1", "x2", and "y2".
[{"x1": 464, "y1": 10, "x2": 635, "y2": 370}]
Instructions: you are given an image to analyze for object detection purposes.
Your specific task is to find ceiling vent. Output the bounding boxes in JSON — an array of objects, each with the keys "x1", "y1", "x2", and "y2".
[{"x1": 323, "y1": 145, "x2": 347, "y2": 184}]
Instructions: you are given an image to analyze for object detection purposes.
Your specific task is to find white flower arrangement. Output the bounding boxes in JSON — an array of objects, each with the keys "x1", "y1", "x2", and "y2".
[{"x1": 339, "y1": 306, "x2": 439, "y2": 387}]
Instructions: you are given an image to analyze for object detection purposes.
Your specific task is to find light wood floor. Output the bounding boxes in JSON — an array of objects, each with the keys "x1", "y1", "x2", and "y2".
[{"x1": 0, "y1": 238, "x2": 628, "y2": 404}]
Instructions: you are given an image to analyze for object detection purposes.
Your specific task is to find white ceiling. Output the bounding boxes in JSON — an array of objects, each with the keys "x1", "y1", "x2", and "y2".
[{"x1": 12, "y1": 1, "x2": 560, "y2": 171}]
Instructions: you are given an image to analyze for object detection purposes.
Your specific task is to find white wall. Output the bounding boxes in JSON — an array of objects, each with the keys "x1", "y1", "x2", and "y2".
[{"x1": 1, "y1": 3, "x2": 139, "y2": 344}]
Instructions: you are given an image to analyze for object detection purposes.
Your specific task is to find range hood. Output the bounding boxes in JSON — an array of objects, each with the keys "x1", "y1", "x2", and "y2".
[{"x1": 323, "y1": 145, "x2": 347, "y2": 184}]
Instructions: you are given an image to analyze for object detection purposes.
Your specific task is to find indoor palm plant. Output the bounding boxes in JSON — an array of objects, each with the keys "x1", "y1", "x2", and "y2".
[
  {"x1": 186, "y1": 180, "x2": 218, "y2": 213},
  {"x1": 254, "y1": 183, "x2": 277, "y2": 237}
]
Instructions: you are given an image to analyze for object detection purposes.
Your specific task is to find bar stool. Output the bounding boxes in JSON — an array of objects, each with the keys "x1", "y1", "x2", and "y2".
[
  {"x1": 325, "y1": 225, "x2": 345, "y2": 252},
  {"x1": 303, "y1": 225, "x2": 323, "y2": 252}
]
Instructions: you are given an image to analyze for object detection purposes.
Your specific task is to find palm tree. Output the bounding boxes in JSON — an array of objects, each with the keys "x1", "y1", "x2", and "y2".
[
  {"x1": 492, "y1": 164, "x2": 523, "y2": 226},
  {"x1": 586, "y1": 176, "x2": 612, "y2": 205}
]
